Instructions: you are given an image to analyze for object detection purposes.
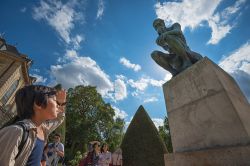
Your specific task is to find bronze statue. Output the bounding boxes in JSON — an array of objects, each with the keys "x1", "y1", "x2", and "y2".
[{"x1": 151, "y1": 18, "x2": 203, "y2": 76}]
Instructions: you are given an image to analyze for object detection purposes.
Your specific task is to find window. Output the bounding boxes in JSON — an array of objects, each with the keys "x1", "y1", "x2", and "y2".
[
  {"x1": 1, "y1": 79, "x2": 20, "y2": 106},
  {"x1": 0, "y1": 44, "x2": 7, "y2": 51}
]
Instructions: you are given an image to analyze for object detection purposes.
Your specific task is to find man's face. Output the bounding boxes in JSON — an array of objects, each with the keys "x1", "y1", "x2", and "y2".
[
  {"x1": 54, "y1": 136, "x2": 60, "y2": 143},
  {"x1": 41, "y1": 95, "x2": 59, "y2": 120}
]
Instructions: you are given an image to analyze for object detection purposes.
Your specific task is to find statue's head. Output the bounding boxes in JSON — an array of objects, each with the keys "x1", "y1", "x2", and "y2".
[{"x1": 153, "y1": 18, "x2": 166, "y2": 35}]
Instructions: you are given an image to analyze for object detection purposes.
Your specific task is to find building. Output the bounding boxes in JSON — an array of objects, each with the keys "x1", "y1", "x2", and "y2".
[{"x1": 0, "y1": 37, "x2": 35, "y2": 126}]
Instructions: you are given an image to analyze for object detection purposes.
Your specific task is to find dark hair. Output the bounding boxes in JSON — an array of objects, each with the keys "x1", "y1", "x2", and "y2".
[
  {"x1": 15, "y1": 85, "x2": 56, "y2": 120},
  {"x1": 54, "y1": 133, "x2": 61, "y2": 138},
  {"x1": 92, "y1": 142, "x2": 99, "y2": 149},
  {"x1": 101, "y1": 143, "x2": 108, "y2": 153}
]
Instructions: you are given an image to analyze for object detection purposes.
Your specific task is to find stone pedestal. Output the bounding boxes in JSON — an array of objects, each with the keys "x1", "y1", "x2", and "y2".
[
  {"x1": 163, "y1": 57, "x2": 250, "y2": 164},
  {"x1": 164, "y1": 145, "x2": 250, "y2": 166}
]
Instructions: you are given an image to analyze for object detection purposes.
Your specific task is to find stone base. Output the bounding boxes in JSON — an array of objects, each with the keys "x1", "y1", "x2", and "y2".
[
  {"x1": 163, "y1": 57, "x2": 250, "y2": 152},
  {"x1": 165, "y1": 144, "x2": 250, "y2": 166}
]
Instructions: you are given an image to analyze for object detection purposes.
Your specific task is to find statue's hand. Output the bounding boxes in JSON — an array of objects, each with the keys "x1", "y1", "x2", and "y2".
[{"x1": 156, "y1": 34, "x2": 166, "y2": 46}]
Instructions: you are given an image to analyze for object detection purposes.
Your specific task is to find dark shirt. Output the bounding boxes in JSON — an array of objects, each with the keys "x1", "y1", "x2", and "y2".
[
  {"x1": 26, "y1": 137, "x2": 45, "y2": 166},
  {"x1": 92, "y1": 152, "x2": 99, "y2": 166}
]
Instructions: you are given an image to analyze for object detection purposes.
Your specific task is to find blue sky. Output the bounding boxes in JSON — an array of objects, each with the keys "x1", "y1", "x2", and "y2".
[{"x1": 1, "y1": 0, "x2": 250, "y2": 128}]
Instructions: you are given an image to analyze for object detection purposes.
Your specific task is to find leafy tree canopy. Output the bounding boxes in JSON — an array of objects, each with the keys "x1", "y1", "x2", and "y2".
[
  {"x1": 158, "y1": 116, "x2": 173, "y2": 153},
  {"x1": 65, "y1": 85, "x2": 125, "y2": 161}
]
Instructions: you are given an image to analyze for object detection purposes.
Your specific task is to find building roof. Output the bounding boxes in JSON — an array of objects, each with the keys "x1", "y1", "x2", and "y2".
[{"x1": 0, "y1": 37, "x2": 34, "y2": 84}]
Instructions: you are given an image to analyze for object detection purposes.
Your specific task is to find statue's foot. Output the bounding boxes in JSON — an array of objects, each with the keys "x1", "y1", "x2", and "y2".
[
  {"x1": 181, "y1": 61, "x2": 192, "y2": 70},
  {"x1": 172, "y1": 71, "x2": 179, "y2": 77}
]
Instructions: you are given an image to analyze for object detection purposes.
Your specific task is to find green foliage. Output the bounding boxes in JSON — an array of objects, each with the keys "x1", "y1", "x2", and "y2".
[
  {"x1": 54, "y1": 120, "x2": 66, "y2": 143},
  {"x1": 68, "y1": 151, "x2": 83, "y2": 166},
  {"x1": 121, "y1": 106, "x2": 167, "y2": 166},
  {"x1": 105, "y1": 117, "x2": 125, "y2": 152},
  {"x1": 54, "y1": 83, "x2": 62, "y2": 90},
  {"x1": 65, "y1": 85, "x2": 125, "y2": 161},
  {"x1": 158, "y1": 116, "x2": 173, "y2": 153}
]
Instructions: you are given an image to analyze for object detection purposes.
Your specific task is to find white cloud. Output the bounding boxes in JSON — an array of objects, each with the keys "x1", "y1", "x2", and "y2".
[
  {"x1": 155, "y1": 0, "x2": 221, "y2": 29},
  {"x1": 65, "y1": 49, "x2": 78, "y2": 59},
  {"x1": 32, "y1": 0, "x2": 84, "y2": 48},
  {"x1": 154, "y1": 0, "x2": 246, "y2": 45},
  {"x1": 164, "y1": 73, "x2": 172, "y2": 82},
  {"x1": 115, "y1": 74, "x2": 126, "y2": 80},
  {"x1": 120, "y1": 57, "x2": 141, "y2": 72},
  {"x1": 128, "y1": 78, "x2": 149, "y2": 91},
  {"x1": 30, "y1": 73, "x2": 47, "y2": 84},
  {"x1": 51, "y1": 50, "x2": 130, "y2": 101},
  {"x1": 143, "y1": 97, "x2": 158, "y2": 103},
  {"x1": 128, "y1": 73, "x2": 172, "y2": 92},
  {"x1": 207, "y1": 15, "x2": 231, "y2": 44},
  {"x1": 114, "y1": 78, "x2": 127, "y2": 101},
  {"x1": 51, "y1": 50, "x2": 114, "y2": 97},
  {"x1": 112, "y1": 106, "x2": 128, "y2": 119},
  {"x1": 96, "y1": 0, "x2": 104, "y2": 19},
  {"x1": 152, "y1": 118, "x2": 164, "y2": 129},
  {"x1": 72, "y1": 35, "x2": 84, "y2": 49},
  {"x1": 219, "y1": 42, "x2": 250, "y2": 101},
  {"x1": 221, "y1": 0, "x2": 246, "y2": 18}
]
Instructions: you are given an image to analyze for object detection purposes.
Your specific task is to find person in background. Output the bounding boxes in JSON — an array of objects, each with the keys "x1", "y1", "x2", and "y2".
[
  {"x1": 47, "y1": 133, "x2": 64, "y2": 166},
  {"x1": 79, "y1": 141, "x2": 100, "y2": 166},
  {"x1": 82, "y1": 142, "x2": 100, "y2": 166},
  {"x1": 111, "y1": 148, "x2": 122, "y2": 166},
  {"x1": 98, "y1": 143, "x2": 111, "y2": 166}
]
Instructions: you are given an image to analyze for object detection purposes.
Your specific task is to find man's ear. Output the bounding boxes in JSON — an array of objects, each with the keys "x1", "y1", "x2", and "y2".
[{"x1": 33, "y1": 103, "x2": 42, "y2": 110}]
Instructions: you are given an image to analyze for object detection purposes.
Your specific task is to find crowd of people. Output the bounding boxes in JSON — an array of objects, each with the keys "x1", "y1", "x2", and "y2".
[
  {"x1": 0, "y1": 84, "x2": 122, "y2": 166},
  {"x1": 79, "y1": 142, "x2": 122, "y2": 166}
]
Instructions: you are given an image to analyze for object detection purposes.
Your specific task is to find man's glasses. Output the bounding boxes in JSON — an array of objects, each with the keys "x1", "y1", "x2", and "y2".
[
  {"x1": 56, "y1": 101, "x2": 67, "y2": 106},
  {"x1": 42, "y1": 91, "x2": 57, "y2": 97}
]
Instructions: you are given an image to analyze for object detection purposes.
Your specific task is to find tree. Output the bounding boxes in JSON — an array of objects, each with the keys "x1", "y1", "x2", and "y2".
[
  {"x1": 105, "y1": 117, "x2": 125, "y2": 152},
  {"x1": 121, "y1": 106, "x2": 167, "y2": 166},
  {"x1": 65, "y1": 85, "x2": 124, "y2": 161},
  {"x1": 158, "y1": 116, "x2": 173, "y2": 153}
]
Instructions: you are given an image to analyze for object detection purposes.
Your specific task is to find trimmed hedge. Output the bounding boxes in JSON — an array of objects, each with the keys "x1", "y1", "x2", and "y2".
[{"x1": 121, "y1": 105, "x2": 167, "y2": 166}]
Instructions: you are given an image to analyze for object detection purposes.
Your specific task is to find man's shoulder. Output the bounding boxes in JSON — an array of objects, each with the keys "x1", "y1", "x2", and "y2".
[
  {"x1": 57, "y1": 142, "x2": 64, "y2": 150},
  {"x1": 58, "y1": 142, "x2": 64, "y2": 147}
]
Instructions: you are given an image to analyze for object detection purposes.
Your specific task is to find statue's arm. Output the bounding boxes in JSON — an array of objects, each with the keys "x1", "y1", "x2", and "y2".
[{"x1": 163, "y1": 23, "x2": 182, "y2": 35}]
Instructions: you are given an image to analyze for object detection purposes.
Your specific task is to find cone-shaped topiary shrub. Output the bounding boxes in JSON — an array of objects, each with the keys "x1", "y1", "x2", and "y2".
[{"x1": 121, "y1": 105, "x2": 167, "y2": 166}]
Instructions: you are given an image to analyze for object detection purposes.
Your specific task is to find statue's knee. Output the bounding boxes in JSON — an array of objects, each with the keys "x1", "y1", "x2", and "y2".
[{"x1": 151, "y1": 51, "x2": 160, "y2": 59}]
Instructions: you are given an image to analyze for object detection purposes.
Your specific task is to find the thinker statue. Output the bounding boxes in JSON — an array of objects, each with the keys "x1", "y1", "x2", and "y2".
[{"x1": 151, "y1": 18, "x2": 203, "y2": 76}]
